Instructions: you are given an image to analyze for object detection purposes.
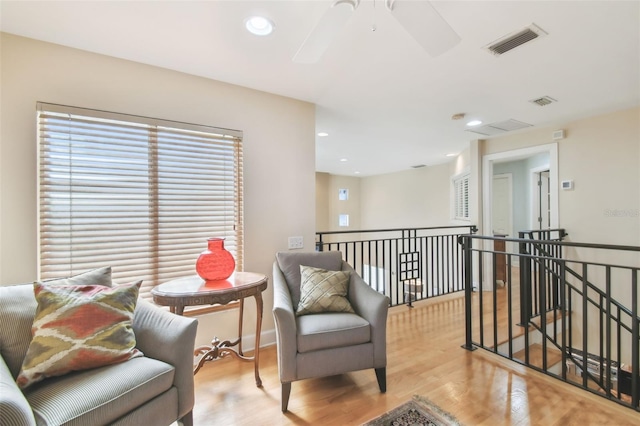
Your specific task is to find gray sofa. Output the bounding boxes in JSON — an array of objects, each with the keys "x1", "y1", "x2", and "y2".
[
  {"x1": 0, "y1": 283, "x2": 198, "y2": 426},
  {"x1": 273, "y1": 251, "x2": 389, "y2": 412}
]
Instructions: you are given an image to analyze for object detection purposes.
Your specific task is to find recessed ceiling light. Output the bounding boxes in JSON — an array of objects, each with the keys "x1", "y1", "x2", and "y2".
[
  {"x1": 467, "y1": 120, "x2": 482, "y2": 126},
  {"x1": 354, "y1": 171, "x2": 360, "y2": 174},
  {"x1": 317, "y1": 132, "x2": 329, "y2": 137},
  {"x1": 340, "y1": 158, "x2": 348, "y2": 162},
  {"x1": 244, "y1": 16, "x2": 274, "y2": 36},
  {"x1": 446, "y1": 153, "x2": 457, "y2": 157}
]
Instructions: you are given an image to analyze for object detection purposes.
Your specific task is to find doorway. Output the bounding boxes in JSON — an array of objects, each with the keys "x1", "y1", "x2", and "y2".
[
  {"x1": 492, "y1": 173, "x2": 513, "y2": 236},
  {"x1": 480, "y1": 144, "x2": 558, "y2": 290},
  {"x1": 532, "y1": 168, "x2": 550, "y2": 229},
  {"x1": 483, "y1": 144, "x2": 558, "y2": 237}
]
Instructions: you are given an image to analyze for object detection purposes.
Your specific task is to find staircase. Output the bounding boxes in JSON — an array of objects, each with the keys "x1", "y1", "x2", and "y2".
[{"x1": 459, "y1": 230, "x2": 640, "y2": 412}]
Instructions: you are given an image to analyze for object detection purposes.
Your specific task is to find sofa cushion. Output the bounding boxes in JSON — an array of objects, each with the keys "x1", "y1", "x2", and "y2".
[
  {"x1": 276, "y1": 251, "x2": 343, "y2": 308},
  {"x1": 25, "y1": 356, "x2": 174, "y2": 426},
  {"x1": 38, "y1": 266, "x2": 113, "y2": 288},
  {"x1": 296, "y1": 265, "x2": 354, "y2": 316},
  {"x1": 0, "y1": 268, "x2": 114, "y2": 379},
  {"x1": 296, "y1": 312, "x2": 370, "y2": 353},
  {"x1": 17, "y1": 282, "x2": 143, "y2": 389}
]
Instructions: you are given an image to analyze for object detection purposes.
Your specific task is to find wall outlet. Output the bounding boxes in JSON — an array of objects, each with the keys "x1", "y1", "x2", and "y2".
[{"x1": 288, "y1": 236, "x2": 304, "y2": 250}]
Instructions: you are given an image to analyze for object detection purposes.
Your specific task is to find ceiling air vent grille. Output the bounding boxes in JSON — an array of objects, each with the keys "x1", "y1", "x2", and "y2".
[
  {"x1": 465, "y1": 119, "x2": 533, "y2": 136},
  {"x1": 530, "y1": 96, "x2": 557, "y2": 106},
  {"x1": 485, "y1": 24, "x2": 547, "y2": 56}
]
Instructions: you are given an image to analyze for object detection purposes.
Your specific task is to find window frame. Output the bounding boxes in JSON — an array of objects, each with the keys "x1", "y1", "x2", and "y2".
[
  {"x1": 36, "y1": 102, "x2": 244, "y2": 303},
  {"x1": 451, "y1": 170, "x2": 470, "y2": 222}
]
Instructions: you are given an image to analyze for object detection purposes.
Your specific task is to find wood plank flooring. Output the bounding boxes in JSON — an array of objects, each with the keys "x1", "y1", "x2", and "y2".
[{"x1": 193, "y1": 292, "x2": 640, "y2": 425}]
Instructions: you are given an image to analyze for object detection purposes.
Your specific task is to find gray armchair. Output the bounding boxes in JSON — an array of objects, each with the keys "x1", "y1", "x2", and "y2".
[{"x1": 272, "y1": 251, "x2": 389, "y2": 412}]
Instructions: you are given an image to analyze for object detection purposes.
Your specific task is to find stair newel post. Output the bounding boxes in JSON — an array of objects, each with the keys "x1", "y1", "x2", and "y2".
[
  {"x1": 460, "y1": 234, "x2": 476, "y2": 351},
  {"x1": 632, "y1": 268, "x2": 639, "y2": 408},
  {"x1": 518, "y1": 232, "x2": 531, "y2": 327},
  {"x1": 539, "y1": 244, "x2": 548, "y2": 371},
  {"x1": 560, "y1": 259, "x2": 568, "y2": 381}
]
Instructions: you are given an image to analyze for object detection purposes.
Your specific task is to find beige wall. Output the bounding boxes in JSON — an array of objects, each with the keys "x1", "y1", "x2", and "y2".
[
  {"x1": 0, "y1": 33, "x2": 316, "y2": 348},
  {"x1": 359, "y1": 164, "x2": 451, "y2": 229},
  {"x1": 315, "y1": 172, "x2": 331, "y2": 233},
  {"x1": 483, "y1": 107, "x2": 640, "y2": 247},
  {"x1": 315, "y1": 173, "x2": 361, "y2": 246},
  {"x1": 316, "y1": 158, "x2": 468, "y2": 233}
]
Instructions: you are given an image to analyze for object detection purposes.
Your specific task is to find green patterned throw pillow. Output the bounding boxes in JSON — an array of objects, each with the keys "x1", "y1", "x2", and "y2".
[
  {"x1": 16, "y1": 281, "x2": 143, "y2": 389},
  {"x1": 296, "y1": 265, "x2": 354, "y2": 316}
]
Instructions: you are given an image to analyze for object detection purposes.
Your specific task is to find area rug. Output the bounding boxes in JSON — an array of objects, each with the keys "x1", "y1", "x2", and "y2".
[{"x1": 363, "y1": 395, "x2": 462, "y2": 426}]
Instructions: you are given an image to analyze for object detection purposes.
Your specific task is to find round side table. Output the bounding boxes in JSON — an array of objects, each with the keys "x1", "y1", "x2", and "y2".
[{"x1": 151, "y1": 272, "x2": 268, "y2": 386}]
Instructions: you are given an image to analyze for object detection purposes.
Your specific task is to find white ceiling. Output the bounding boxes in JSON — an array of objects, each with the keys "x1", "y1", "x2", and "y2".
[{"x1": 2, "y1": 1, "x2": 639, "y2": 176}]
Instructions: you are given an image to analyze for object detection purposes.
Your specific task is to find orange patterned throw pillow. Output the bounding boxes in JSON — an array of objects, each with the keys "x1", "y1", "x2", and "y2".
[{"x1": 16, "y1": 282, "x2": 143, "y2": 389}]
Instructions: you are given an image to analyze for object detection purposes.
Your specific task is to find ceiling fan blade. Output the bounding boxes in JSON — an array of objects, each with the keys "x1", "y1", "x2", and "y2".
[
  {"x1": 386, "y1": 0, "x2": 460, "y2": 57},
  {"x1": 293, "y1": 0, "x2": 359, "y2": 64}
]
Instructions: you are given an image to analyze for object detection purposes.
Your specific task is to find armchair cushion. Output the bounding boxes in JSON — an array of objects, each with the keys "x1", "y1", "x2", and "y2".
[
  {"x1": 297, "y1": 313, "x2": 370, "y2": 353},
  {"x1": 17, "y1": 282, "x2": 143, "y2": 389},
  {"x1": 276, "y1": 251, "x2": 343, "y2": 308},
  {"x1": 296, "y1": 265, "x2": 354, "y2": 316}
]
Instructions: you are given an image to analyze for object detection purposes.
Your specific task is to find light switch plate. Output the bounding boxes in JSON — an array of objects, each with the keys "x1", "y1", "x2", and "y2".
[{"x1": 288, "y1": 236, "x2": 303, "y2": 249}]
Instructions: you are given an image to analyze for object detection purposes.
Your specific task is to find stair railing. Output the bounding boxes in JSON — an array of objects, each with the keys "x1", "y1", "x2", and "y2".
[
  {"x1": 316, "y1": 225, "x2": 476, "y2": 307},
  {"x1": 459, "y1": 232, "x2": 640, "y2": 411}
]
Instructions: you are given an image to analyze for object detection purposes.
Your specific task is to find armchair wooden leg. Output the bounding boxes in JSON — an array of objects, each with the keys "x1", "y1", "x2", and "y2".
[
  {"x1": 179, "y1": 410, "x2": 193, "y2": 426},
  {"x1": 282, "y1": 382, "x2": 292, "y2": 412},
  {"x1": 375, "y1": 367, "x2": 386, "y2": 393}
]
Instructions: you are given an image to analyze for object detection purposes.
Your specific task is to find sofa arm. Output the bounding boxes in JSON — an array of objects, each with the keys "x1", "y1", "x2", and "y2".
[
  {"x1": 0, "y1": 356, "x2": 35, "y2": 426},
  {"x1": 343, "y1": 262, "x2": 389, "y2": 368},
  {"x1": 272, "y1": 261, "x2": 298, "y2": 383},
  {"x1": 133, "y1": 299, "x2": 198, "y2": 421}
]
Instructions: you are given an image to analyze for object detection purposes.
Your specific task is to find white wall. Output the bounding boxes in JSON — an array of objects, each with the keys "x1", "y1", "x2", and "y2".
[{"x1": 0, "y1": 33, "x2": 317, "y2": 348}]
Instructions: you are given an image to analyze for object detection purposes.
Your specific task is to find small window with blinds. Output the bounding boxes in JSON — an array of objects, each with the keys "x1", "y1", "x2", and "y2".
[
  {"x1": 37, "y1": 102, "x2": 244, "y2": 301},
  {"x1": 453, "y1": 173, "x2": 470, "y2": 221}
]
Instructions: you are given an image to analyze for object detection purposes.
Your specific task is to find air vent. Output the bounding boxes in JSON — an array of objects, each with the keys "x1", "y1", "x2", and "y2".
[
  {"x1": 465, "y1": 119, "x2": 532, "y2": 136},
  {"x1": 485, "y1": 24, "x2": 547, "y2": 56},
  {"x1": 530, "y1": 96, "x2": 557, "y2": 106}
]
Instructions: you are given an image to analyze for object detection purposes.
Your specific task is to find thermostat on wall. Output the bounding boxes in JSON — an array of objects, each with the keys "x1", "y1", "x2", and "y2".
[{"x1": 561, "y1": 180, "x2": 573, "y2": 190}]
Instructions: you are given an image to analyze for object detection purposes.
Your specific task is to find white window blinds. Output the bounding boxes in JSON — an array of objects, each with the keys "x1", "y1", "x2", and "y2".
[
  {"x1": 37, "y1": 103, "x2": 244, "y2": 300},
  {"x1": 453, "y1": 173, "x2": 470, "y2": 221}
]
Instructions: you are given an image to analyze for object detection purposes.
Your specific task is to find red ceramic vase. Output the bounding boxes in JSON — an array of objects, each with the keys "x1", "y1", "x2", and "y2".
[{"x1": 195, "y1": 238, "x2": 235, "y2": 281}]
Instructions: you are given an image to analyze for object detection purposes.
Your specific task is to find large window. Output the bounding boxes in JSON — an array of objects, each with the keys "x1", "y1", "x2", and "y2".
[{"x1": 37, "y1": 103, "x2": 243, "y2": 300}]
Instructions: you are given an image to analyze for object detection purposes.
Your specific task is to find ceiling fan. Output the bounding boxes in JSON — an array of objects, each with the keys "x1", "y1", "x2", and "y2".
[{"x1": 293, "y1": 0, "x2": 461, "y2": 64}]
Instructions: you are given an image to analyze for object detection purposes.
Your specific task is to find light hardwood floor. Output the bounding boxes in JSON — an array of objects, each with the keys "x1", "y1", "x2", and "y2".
[{"x1": 193, "y1": 292, "x2": 640, "y2": 425}]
